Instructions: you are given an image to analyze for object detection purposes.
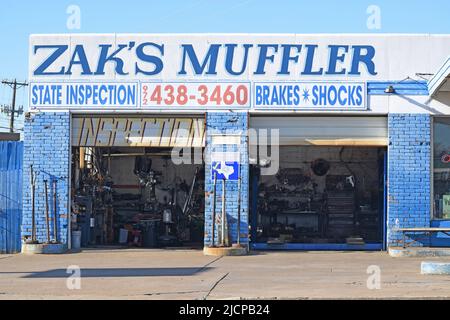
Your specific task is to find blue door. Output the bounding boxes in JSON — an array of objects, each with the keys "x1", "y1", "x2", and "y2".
[{"x1": 0, "y1": 141, "x2": 23, "y2": 254}]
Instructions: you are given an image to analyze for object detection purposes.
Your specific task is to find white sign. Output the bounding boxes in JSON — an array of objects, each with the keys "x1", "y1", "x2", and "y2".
[
  {"x1": 254, "y1": 82, "x2": 366, "y2": 110},
  {"x1": 211, "y1": 151, "x2": 240, "y2": 181},
  {"x1": 30, "y1": 82, "x2": 138, "y2": 108},
  {"x1": 72, "y1": 116, "x2": 205, "y2": 147},
  {"x1": 28, "y1": 34, "x2": 450, "y2": 111},
  {"x1": 141, "y1": 82, "x2": 250, "y2": 108},
  {"x1": 29, "y1": 34, "x2": 450, "y2": 82},
  {"x1": 29, "y1": 81, "x2": 366, "y2": 110}
]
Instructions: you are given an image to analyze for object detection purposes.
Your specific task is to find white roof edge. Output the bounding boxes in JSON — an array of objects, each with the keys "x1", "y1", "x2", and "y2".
[
  {"x1": 428, "y1": 56, "x2": 450, "y2": 97},
  {"x1": 28, "y1": 33, "x2": 450, "y2": 37}
]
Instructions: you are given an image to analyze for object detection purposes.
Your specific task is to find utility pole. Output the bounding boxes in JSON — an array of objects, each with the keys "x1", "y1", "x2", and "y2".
[{"x1": 1, "y1": 79, "x2": 28, "y2": 133}]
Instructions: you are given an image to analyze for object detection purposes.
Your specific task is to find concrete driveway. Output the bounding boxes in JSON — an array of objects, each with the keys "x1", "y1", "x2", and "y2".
[{"x1": 0, "y1": 249, "x2": 449, "y2": 300}]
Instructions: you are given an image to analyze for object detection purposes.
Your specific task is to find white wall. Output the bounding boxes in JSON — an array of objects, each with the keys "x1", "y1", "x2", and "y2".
[{"x1": 366, "y1": 92, "x2": 450, "y2": 115}]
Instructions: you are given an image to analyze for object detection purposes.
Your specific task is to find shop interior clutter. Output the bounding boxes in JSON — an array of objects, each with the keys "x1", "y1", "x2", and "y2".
[
  {"x1": 252, "y1": 146, "x2": 384, "y2": 245},
  {"x1": 70, "y1": 144, "x2": 385, "y2": 248},
  {"x1": 71, "y1": 146, "x2": 205, "y2": 248}
]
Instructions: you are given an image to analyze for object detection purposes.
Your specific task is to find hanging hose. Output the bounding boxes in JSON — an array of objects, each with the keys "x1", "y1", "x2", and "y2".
[{"x1": 339, "y1": 147, "x2": 357, "y2": 187}]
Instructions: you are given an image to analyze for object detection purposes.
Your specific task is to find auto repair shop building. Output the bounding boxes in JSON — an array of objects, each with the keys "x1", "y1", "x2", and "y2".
[{"x1": 23, "y1": 34, "x2": 450, "y2": 253}]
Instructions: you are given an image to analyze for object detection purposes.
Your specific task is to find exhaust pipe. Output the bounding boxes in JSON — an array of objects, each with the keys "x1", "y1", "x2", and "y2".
[
  {"x1": 211, "y1": 173, "x2": 217, "y2": 247},
  {"x1": 44, "y1": 180, "x2": 50, "y2": 244},
  {"x1": 30, "y1": 165, "x2": 37, "y2": 243},
  {"x1": 237, "y1": 177, "x2": 242, "y2": 246},
  {"x1": 53, "y1": 179, "x2": 58, "y2": 243}
]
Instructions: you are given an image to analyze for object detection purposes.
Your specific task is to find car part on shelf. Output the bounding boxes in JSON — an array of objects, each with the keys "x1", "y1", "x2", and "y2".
[
  {"x1": 311, "y1": 159, "x2": 330, "y2": 176},
  {"x1": 183, "y1": 167, "x2": 200, "y2": 216},
  {"x1": 133, "y1": 156, "x2": 160, "y2": 212}
]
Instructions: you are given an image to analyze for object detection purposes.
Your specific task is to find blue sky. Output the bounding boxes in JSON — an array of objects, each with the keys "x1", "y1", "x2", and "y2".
[{"x1": 0, "y1": 0, "x2": 449, "y2": 130}]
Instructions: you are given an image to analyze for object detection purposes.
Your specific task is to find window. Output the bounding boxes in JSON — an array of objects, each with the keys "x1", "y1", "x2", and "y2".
[{"x1": 433, "y1": 117, "x2": 450, "y2": 219}]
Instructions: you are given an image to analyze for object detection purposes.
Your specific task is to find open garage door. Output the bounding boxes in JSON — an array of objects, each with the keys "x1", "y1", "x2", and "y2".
[
  {"x1": 72, "y1": 116, "x2": 206, "y2": 148},
  {"x1": 70, "y1": 115, "x2": 206, "y2": 249},
  {"x1": 249, "y1": 116, "x2": 388, "y2": 250},
  {"x1": 250, "y1": 116, "x2": 388, "y2": 146}
]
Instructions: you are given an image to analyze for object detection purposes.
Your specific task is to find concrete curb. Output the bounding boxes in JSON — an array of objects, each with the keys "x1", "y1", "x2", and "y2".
[
  {"x1": 203, "y1": 246, "x2": 248, "y2": 256},
  {"x1": 389, "y1": 247, "x2": 450, "y2": 258},
  {"x1": 421, "y1": 262, "x2": 450, "y2": 275},
  {"x1": 21, "y1": 243, "x2": 67, "y2": 255}
]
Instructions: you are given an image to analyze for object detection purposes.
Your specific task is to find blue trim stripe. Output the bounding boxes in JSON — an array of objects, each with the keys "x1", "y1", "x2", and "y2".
[
  {"x1": 251, "y1": 243, "x2": 383, "y2": 251},
  {"x1": 428, "y1": 56, "x2": 450, "y2": 96},
  {"x1": 367, "y1": 81, "x2": 428, "y2": 95}
]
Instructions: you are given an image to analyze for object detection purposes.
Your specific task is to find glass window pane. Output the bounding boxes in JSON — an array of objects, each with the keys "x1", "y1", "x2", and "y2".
[{"x1": 433, "y1": 117, "x2": 450, "y2": 219}]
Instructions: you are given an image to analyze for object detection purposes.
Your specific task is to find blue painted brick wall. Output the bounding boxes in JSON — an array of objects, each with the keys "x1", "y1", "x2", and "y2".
[
  {"x1": 22, "y1": 112, "x2": 71, "y2": 246},
  {"x1": 204, "y1": 112, "x2": 249, "y2": 247},
  {"x1": 387, "y1": 113, "x2": 431, "y2": 247}
]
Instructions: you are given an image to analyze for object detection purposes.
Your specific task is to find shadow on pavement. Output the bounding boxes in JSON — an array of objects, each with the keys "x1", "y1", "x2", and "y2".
[{"x1": 0, "y1": 267, "x2": 212, "y2": 278}]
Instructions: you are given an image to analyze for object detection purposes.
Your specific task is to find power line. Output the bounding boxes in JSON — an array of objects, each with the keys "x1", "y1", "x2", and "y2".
[
  {"x1": 0, "y1": 125, "x2": 23, "y2": 131},
  {"x1": 1, "y1": 79, "x2": 28, "y2": 133}
]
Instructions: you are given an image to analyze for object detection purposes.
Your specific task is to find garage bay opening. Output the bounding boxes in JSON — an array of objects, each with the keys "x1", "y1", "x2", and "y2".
[
  {"x1": 250, "y1": 116, "x2": 388, "y2": 250},
  {"x1": 70, "y1": 116, "x2": 206, "y2": 249}
]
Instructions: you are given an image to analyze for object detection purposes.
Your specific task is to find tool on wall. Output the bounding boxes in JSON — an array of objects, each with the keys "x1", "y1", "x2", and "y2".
[
  {"x1": 134, "y1": 156, "x2": 161, "y2": 211},
  {"x1": 211, "y1": 173, "x2": 217, "y2": 247},
  {"x1": 183, "y1": 167, "x2": 200, "y2": 216},
  {"x1": 44, "y1": 180, "x2": 50, "y2": 244}
]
